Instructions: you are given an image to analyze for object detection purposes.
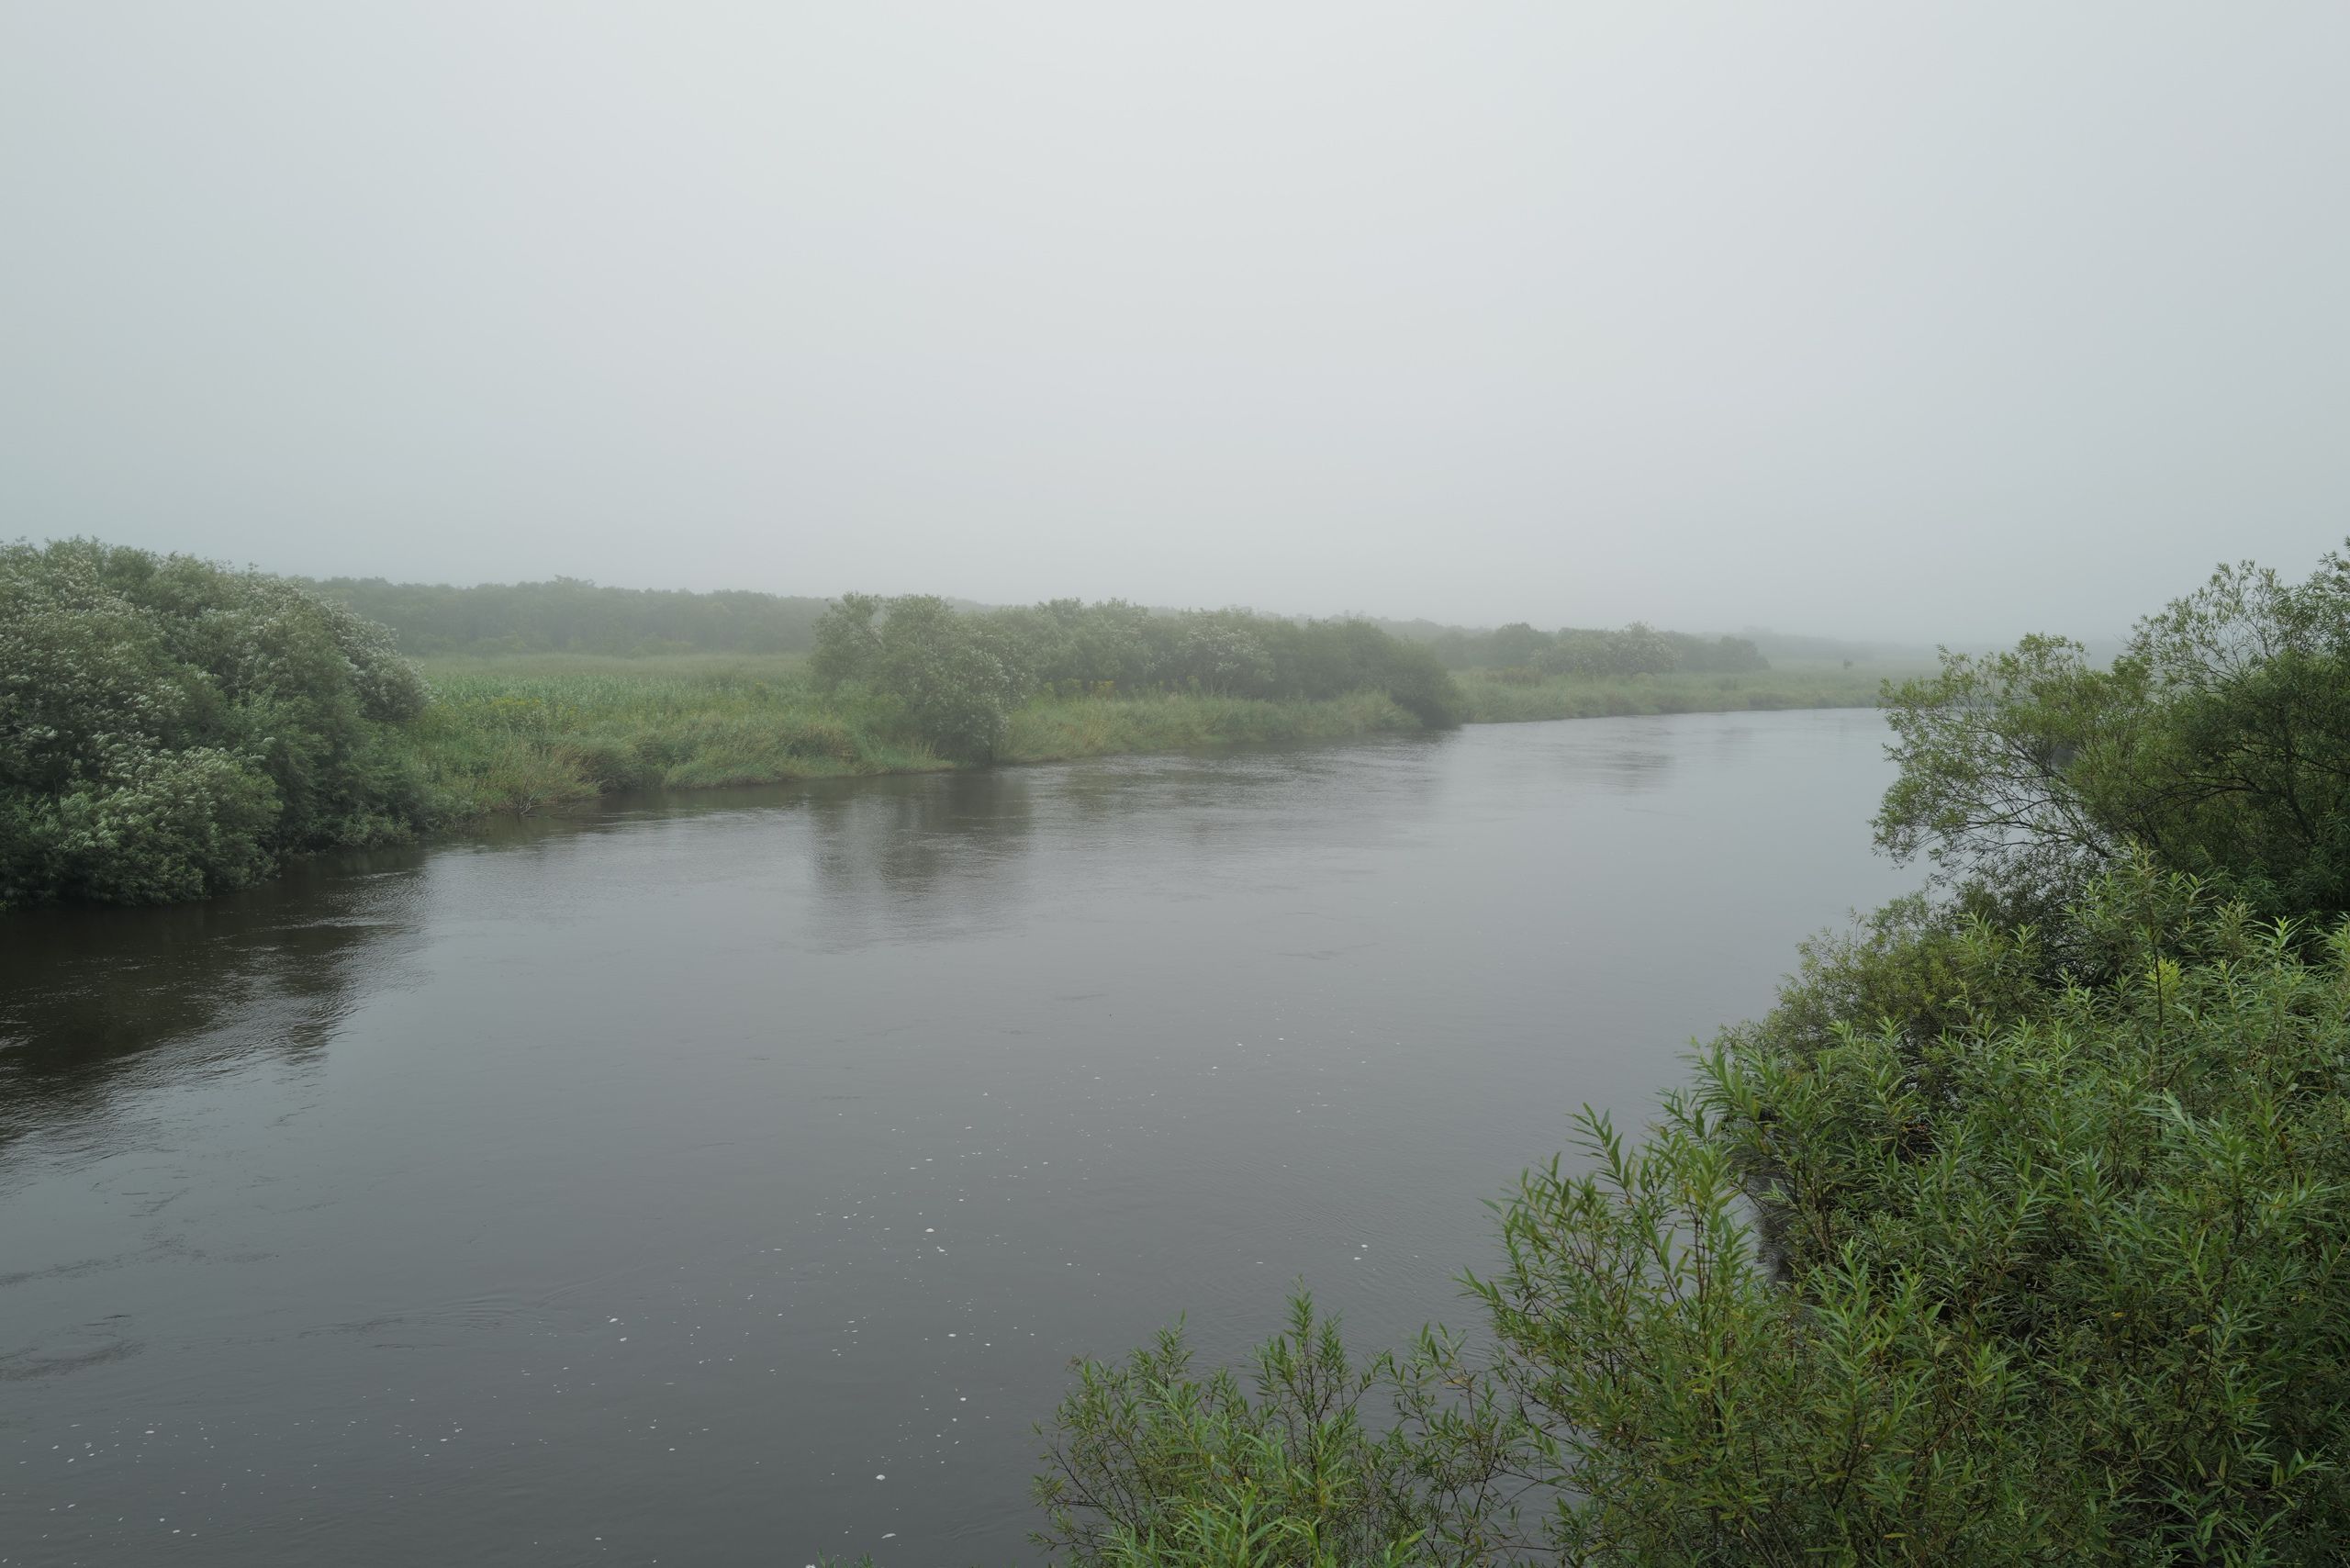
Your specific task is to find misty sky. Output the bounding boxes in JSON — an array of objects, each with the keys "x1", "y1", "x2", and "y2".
[{"x1": 5, "y1": 4, "x2": 2345, "y2": 642}]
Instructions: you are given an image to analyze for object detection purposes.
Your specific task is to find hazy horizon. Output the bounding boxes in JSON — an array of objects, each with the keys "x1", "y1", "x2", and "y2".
[{"x1": 6, "y1": 4, "x2": 2346, "y2": 645}]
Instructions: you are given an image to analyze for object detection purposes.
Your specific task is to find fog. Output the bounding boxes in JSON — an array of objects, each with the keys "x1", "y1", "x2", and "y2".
[{"x1": 5, "y1": 3, "x2": 2344, "y2": 643}]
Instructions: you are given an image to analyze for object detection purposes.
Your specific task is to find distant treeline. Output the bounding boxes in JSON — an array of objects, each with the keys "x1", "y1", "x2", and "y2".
[
  {"x1": 1376, "y1": 618, "x2": 1908, "y2": 668},
  {"x1": 1415, "y1": 621, "x2": 1768, "y2": 675},
  {"x1": 306, "y1": 574, "x2": 1803, "y2": 674},
  {"x1": 301, "y1": 576, "x2": 835, "y2": 656}
]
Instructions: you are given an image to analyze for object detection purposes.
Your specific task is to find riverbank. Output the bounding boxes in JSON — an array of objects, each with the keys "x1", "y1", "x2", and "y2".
[
  {"x1": 401, "y1": 656, "x2": 946, "y2": 818},
  {"x1": 406, "y1": 655, "x2": 1900, "y2": 818},
  {"x1": 1454, "y1": 661, "x2": 1895, "y2": 722},
  {"x1": 1002, "y1": 689, "x2": 1413, "y2": 761}
]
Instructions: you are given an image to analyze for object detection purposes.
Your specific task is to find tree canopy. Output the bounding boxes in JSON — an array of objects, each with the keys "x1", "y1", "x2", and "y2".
[
  {"x1": 303, "y1": 574, "x2": 836, "y2": 656},
  {"x1": 1879, "y1": 549, "x2": 2350, "y2": 920},
  {"x1": 1424, "y1": 622, "x2": 1767, "y2": 677}
]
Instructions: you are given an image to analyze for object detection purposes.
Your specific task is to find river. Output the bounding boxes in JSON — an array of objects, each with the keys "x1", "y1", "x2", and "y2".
[{"x1": 0, "y1": 710, "x2": 1915, "y2": 1567}]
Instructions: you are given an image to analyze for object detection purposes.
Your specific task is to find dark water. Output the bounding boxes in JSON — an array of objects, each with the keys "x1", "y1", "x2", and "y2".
[{"x1": 0, "y1": 711, "x2": 1912, "y2": 1567}]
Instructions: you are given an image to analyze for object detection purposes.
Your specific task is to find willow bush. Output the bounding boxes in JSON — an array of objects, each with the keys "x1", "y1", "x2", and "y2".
[
  {"x1": 810, "y1": 595, "x2": 1465, "y2": 760},
  {"x1": 1037, "y1": 864, "x2": 2350, "y2": 1565},
  {"x1": 1, "y1": 539, "x2": 430, "y2": 907},
  {"x1": 1879, "y1": 546, "x2": 2350, "y2": 922}
]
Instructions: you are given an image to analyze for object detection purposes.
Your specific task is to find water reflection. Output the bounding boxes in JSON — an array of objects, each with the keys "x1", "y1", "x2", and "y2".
[
  {"x1": 0, "y1": 713, "x2": 1912, "y2": 1568},
  {"x1": 795, "y1": 743, "x2": 1452, "y2": 946},
  {"x1": 806, "y1": 770, "x2": 1038, "y2": 945},
  {"x1": 0, "y1": 851, "x2": 426, "y2": 1180}
]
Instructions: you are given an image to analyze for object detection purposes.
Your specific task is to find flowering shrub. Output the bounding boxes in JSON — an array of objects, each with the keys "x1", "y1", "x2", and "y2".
[{"x1": 1, "y1": 539, "x2": 429, "y2": 906}]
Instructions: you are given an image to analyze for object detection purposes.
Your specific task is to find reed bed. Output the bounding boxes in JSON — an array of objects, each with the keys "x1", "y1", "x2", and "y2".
[
  {"x1": 403, "y1": 656, "x2": 1894, "y2": 819},
  {"x1": 404, "y1": 657, "x2": 942, "y2": 817},
  {"x1": 1000, "y1": 689, "x2": 1415, "y2": 762},
  {"x1": 1454, "y1": 661, "x2": 1897, "y2": 722}
]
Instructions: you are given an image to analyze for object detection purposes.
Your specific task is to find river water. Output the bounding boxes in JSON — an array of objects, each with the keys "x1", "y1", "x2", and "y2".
[{"x1": 0, "y1": 711, "x2": 1913, "y2": 1567}]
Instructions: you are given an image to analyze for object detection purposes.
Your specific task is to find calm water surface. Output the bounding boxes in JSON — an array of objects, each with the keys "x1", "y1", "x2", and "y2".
[{"x1": 0, "y1": 711, "x2": 1913, "y2": 1567}]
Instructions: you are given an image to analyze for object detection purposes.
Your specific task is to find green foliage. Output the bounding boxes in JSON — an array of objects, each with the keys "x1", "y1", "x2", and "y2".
[
  {"x1": 873, "y1": 596, "x2": 1032, "y2": 761},
  {"x1": 1539, "y1": 622, "x2": 1681, "y2": 678},
  {"x1": 409, "y1": 645, "x2": 1874, "y2": 828},
  {"x1": 1875, "y1": 633, "x2": 2142, "y2": 905},
  {"x1": 808, "y1": 595, "x2": 1468, "y2": 758},
  {"x1": 1428, "y1": 622, "x2": 1767, "y2": 677},
  {"x1": 1454, "y1": 663, "x2": 1889, "y2": 723},
  {"x1": 1036, "y1": 868, "x2": 2350, "y2": 1565},
  {"x1": 1879, "y1": 545, "x2": 2350, "y2": 920},
  {"x1": 1673, "y1": 872, "x2": 2350, "y2": 1562},
  {"x1": 808, "y1": 590, "x2": 887, "y2": 690},
  {"x1": 808, "y1": 592, "x2": 1027, "y2": 760},
  {"x1": 399, "y1": 655, "x2": 946, "y2": 816},
  {"x1": 1756, "y1": 890, "x2": 2058, "y2": 1066},
  {"x1": 877, "y1": 543, "x2": 2350, "y2": 1566},
  {"x1": 1, "y1": 539, "x2": 428, "y2": 907},
  {"x1": 1002, "y1": 691, "x2": 1415, "y2": 762},
  {"x1": 1360, "y1": 637, "x2": 1467, "y2": 730},
  {"x1": 1489, "y1": 622, "x2": 1555, "y2": 670},
  {"x1": 1035, "y1": 1295, "x2": 1435, "y2": 1568}
]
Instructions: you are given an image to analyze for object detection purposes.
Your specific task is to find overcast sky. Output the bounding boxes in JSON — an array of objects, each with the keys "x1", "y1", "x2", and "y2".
[{"x1": 5, "y1": 4, "x2": 2345, "y2": 641}]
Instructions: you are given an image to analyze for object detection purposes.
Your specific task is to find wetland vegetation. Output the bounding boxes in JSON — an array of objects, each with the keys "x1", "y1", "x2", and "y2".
[
  {"x1": 1014, "y1": 542, "x2": 2350, "y2": 1566},
  {"x1": 18, "y1": 537, "x2": 2350, "y2": 1564},
  {"x1": 4, "y1": 541, "x2": 1901, "y2": 909}
]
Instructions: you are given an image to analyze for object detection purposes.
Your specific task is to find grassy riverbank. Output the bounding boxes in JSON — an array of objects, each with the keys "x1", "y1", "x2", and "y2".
[
  {"x1": 403, "y1": 656, "x2": 1426, "y2": 814},
  {"x1": 1002, "y1": 689, "x2": 1413, "y2": 760},
  {"x1": 1455, "y1": 660, "x2": 1900, "y2": 722},
  {"x1": 1, "y1": 543, "x2": 1908, "y2": 898},
  {"x1": 401, "y1": 656, "x2": 945, "y2": 817},
  {"x1": 401, "y1": 655, "x2": 1895, "y2": 819}
]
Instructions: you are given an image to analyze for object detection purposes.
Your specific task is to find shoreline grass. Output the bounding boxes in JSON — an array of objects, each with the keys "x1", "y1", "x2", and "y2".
[
  {"x1": 404, "y1": 655, "x2": 1898, "y2": 820},
  {"x1": 402, "y1": 657, "x2": 947, "y2": 819},
  {"x1": 1455, "y1": 661, "x2": 1907, "y2": 722},
  {"x1": 1000, "y1": 689, "x2": 1414, "y2": 761}
]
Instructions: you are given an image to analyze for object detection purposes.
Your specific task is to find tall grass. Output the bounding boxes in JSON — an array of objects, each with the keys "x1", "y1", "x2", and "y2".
[
  {"x1": 1001, "y1": 689, "x2": 1414, "y2": 761},
  {"x1": 403, "y1": 656, "x2": 944, "y2": 818}
]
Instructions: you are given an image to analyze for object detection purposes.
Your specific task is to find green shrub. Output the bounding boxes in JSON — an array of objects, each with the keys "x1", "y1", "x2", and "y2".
[
  {"x1": 1024, "y1": 544, "x2": 2350, "y2": 1567},
  {"x1": 1, "y1": 539, "x2": 430, "y2": 906},
  {"x1": 1034, "y1": 1295, "x2": 1464, "y2": 1567},
  {"x1": 1036, "y1": 868, "x2": 2350, "y2": 1564},
  {"x1": 811, "y1": 594, "x2": 1468, "y2": 756},
  {"x1": 43, "y1": 745, "x2": 282, "y2": 903},
  {"x1": 1878, "y1": 542, "x2": 2350, "y2": 921}
]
